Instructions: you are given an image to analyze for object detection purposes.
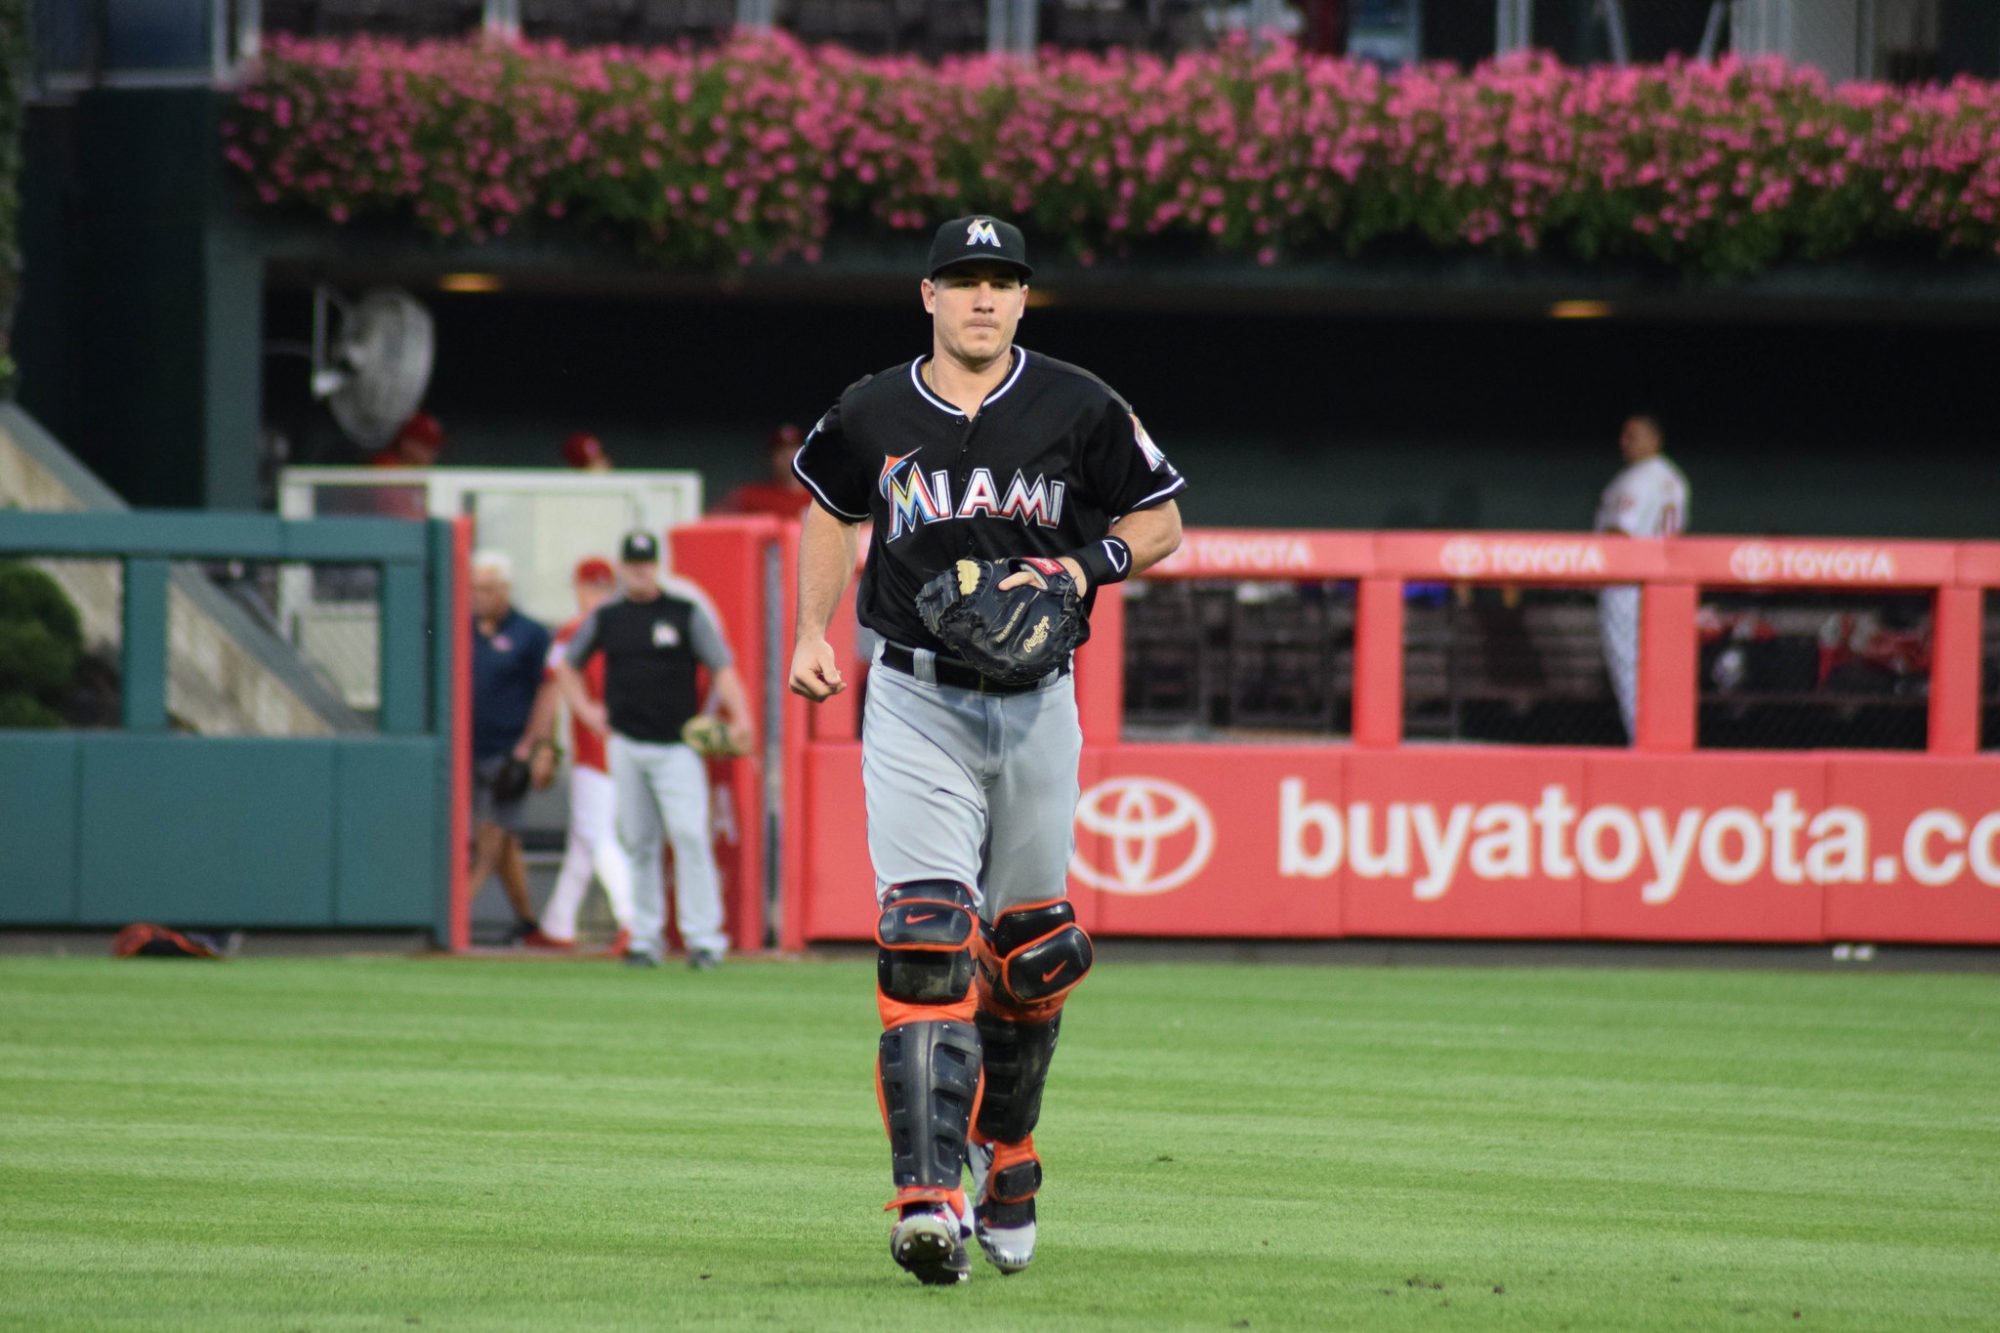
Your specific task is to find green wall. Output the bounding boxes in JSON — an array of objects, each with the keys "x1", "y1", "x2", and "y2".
[
  {"x1": 15, "y1": 89, "x2": 261, "y2": 509},
  {"x1": 0, "y1": 512, "x2": 461, "y2": 935},
  {"x1": 0, "y1": 734, "x2": 441, "y2": 928}
]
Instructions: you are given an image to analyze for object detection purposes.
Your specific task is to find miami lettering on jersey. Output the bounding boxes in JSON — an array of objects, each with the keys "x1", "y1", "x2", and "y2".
[{"x1": 880, "y1": 454, "x2": 1067, "y2": 541}]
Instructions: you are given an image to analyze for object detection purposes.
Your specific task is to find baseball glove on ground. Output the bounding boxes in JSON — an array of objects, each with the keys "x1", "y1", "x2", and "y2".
[
  {"x1": 914, "y1": 557, "x2": 1085, "y2": 687},
  {"x1": 681, "y1": 714, "x2": 751, "y2": 758}
]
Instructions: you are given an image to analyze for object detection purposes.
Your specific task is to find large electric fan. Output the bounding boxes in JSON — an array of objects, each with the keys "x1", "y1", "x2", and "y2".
[{"x1": 310, "y1": 286, "x2": 435, "y2": 451}]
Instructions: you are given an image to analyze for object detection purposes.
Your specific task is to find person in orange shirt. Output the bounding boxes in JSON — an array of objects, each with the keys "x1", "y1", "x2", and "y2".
[
  {"x1": 533, "y1": 557, "x2": 639, "y2": 953},
  {"x1": 716, "y1": 424, "x2": 809, "y2": 518}
]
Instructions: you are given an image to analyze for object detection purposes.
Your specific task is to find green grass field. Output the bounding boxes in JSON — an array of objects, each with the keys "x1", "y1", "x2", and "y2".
[{"x1": 3, "y1": 954, "x2": 1997, "y2": 1330}]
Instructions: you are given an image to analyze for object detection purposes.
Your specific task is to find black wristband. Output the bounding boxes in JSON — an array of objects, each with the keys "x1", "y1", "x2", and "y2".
[{"x1": 1068, "y1": 536, "x2": 1134, "y2": 588}]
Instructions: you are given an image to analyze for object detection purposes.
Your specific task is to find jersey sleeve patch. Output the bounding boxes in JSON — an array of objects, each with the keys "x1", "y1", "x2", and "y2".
[{"x1": 1091, "y1": 402, "x2": 1185, "y2": 517}]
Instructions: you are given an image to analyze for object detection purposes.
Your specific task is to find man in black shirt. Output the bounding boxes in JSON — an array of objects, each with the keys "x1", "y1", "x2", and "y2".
[
  {"x1": 788, "y1": 216, "x2": 1185, "y2": 1284},
  {"x1": 557, "y1": 531, "x2": 751, "y2": 970}
]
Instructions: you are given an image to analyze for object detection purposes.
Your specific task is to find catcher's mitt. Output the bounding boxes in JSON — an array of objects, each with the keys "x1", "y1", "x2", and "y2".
[
  {"x1": 914, "y1": 557, "x2": 1085, "y2": 687},
  {"x1": 489, "y1": 755, "x2": 533, "y2": 804},
  {"x1": 681, "y1": 713, "x2": 751, "y2": 758}
]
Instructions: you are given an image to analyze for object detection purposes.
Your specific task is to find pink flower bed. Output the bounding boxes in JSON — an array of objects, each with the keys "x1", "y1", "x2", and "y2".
[{"x1": 224, "y1": 33, "x2": 2000, "y2": 275}]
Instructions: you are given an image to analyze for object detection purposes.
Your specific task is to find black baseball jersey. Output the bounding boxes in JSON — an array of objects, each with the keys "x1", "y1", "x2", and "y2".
[
  {"x1": 563, "y1": 580, "x2": 733, "y2": 744},
  {"x1": 792, "y1": 347, "x2": 1186, "y2": 652}
]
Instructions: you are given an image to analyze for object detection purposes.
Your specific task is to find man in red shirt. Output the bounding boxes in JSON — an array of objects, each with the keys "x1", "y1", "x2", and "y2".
[
  {"x1": 716, "y1": 424, "x2": 809, "y2": 518},
  {"x1": 370, "y1": 411, "x2": 446, "y2": 468},
  {"x1": 359, "y1": 412, "x2": 445, "y2": 522},
  {"x1": 533, "y1": 556, "x2": 638, "y2": 953},
  {"x1": 562, "y1": 432, "x2": 614, "y2": 472}
]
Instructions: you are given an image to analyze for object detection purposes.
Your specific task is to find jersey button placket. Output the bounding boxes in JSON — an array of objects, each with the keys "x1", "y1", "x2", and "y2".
[{"x1": 953, "y1": 412, "x2": 977, "y2": 559}]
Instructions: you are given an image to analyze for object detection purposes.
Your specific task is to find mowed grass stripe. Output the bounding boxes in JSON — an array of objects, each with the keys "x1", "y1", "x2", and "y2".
[{"x1": 2, "y1": 957, "x2": 1995, "y2": 1330}]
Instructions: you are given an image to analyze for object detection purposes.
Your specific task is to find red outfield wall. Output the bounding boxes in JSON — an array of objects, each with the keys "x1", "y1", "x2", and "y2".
[{"x1": 667, "y1": 524, "x2": 2000, "y2": 952}]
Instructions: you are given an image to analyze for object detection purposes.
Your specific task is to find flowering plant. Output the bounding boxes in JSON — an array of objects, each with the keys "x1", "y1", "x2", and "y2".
[{"x1": 225, "y1": 33, "x2": 2000, "y2": 276}]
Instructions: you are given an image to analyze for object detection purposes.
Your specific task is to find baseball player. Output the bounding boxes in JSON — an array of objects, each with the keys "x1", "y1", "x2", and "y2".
[
  {"x1": 788, "y1": 215, "x2": 1186, "y2": 1285},
  {"x1": 554, "y1": 531, "x2": 751, "y2": 970},
  {"x1": 533, "y1": 556, "x2": 638, "y2": 955},
  {"x1": 1595, "y1": 414, "x2": 1689, "y2": 741}
]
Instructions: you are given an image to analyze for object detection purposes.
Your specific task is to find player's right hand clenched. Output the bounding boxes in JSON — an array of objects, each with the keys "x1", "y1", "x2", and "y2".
[{"x1": 789, "y1": 638, "x2": 845, "y2": 702}]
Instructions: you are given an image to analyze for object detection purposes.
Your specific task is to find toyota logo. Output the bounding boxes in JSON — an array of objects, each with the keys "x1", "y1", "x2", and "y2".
[
  {"x1": 1729, "y1": 542, "x2": 1776, "y2": 582},
  {"x1": 1070, "y1": 776, "x2": 1215, "y2": 896},
  {"x1": 1438, "y1": 537, "x2": 1487, "y2": 577}
]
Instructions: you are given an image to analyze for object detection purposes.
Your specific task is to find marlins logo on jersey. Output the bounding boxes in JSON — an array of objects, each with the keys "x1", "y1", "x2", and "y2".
[{"x1": 880, "y1": 453, "x2": 1066, "y2": 541}]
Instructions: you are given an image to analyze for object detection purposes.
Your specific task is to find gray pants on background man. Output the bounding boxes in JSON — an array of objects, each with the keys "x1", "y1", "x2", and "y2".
[{"x1": 609, "y1": 733, "x2": 728, "y2": 960}]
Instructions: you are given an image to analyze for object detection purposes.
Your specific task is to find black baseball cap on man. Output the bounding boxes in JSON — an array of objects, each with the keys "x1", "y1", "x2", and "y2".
[
  {"x1": 926, "y1": 215, "x2": 1033, "y2": 281},
  {"x1": 620, "y1": 530, "x2": 660, "y2": 564}
]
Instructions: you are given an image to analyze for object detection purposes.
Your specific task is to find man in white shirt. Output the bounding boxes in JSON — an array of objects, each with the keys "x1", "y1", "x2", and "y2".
[{"x1": 1595, "y1": 415, "x2": 1690, "y2": 743}]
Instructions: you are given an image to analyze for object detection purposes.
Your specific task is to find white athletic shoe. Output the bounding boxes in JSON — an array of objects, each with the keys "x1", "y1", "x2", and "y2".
[
  {"x1": 889, "y1": 1207, "x2": 970, "y2": 1286},
  {"x1": 966, "y1": 1141, "x2": 1037, "y2": 1275}
]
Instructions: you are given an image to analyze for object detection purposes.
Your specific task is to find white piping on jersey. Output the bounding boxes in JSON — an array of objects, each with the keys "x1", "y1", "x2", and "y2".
[
  {"x1": 792, "y1": 436, "x2": 868, "y2": 521},
  {"x1": 908, "y1": 358, "x2": 954, "y2": 415},
  {"x1": 984, "y1": 347, "x2": 1029, "y2": 404},
  {"x1": 908, "y1": 348, "x2": 1029, "y2": 418},
  {"x1": 1123, "y1": 472, "x2": 1188, "y2": 515}
]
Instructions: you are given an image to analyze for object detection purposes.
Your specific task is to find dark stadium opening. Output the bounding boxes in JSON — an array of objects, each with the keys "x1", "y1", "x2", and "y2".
[{"x1": 262, "y1": 279, "x2": 1999, "y2": 540}]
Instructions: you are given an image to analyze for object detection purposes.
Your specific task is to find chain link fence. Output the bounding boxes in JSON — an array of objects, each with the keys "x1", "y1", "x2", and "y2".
[
  {"x1": 1403, "y1": 584, "x2": 1623, "y2": 746},
  {"x1": 1121, "y1": 578, "x2": 1354, "y2": 740},
  {"x1": 1697, "y1": 590, "x2": 1929, "y2": 751},
  {"x1": 203, "y1": 560, "x2": 385, "y2": 727},
  {"x1": 1120, "y1": 579, "x2": 1960, "y2": 751}
]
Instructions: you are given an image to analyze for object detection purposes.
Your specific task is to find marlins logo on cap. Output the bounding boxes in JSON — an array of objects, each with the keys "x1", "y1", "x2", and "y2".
[
  {"x1": 927, "y1": 215, "x2": 1033, "y2": 280},
  {"x1": 620, "y1": 530, "x2": 660, "y2": 564}
]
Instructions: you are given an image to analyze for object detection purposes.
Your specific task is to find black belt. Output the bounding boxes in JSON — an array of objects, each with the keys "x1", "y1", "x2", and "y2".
[{"x1": 878, "y1": 643, "x2": 1066, "y2": 696}]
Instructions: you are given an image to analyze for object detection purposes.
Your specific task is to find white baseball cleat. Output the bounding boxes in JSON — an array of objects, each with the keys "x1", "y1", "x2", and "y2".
[
  {"x1": 966, "y1": 1141, "x2": 1037, "y2": 1275},
  {"x1": 974, "y1": 1213, "x2": 1036, "y2": 1275},
  {"x1": 889, "y1": 1207, "x2": 970, "y2": 1286}
]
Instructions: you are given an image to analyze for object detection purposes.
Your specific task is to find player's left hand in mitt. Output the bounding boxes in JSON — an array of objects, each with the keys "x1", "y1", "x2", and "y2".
[
  {"x1": 681, "y1": 713, "x2": 752, "y2": 758},
  {"x1": 914, "y1": 557, "x2": 1086, "y2": 688}
]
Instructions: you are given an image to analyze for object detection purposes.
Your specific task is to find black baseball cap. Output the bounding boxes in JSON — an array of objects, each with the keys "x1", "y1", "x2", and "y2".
[
  {"x1": 620, "y1": 530, "x2": 660, "y2": 564},
  {"x1": 926, "y1": 215, "x2": 1033, "y2": 281}
]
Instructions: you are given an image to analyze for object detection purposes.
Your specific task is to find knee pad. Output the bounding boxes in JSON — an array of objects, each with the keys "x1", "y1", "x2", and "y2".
[
  {"x1": 977, "y1": 898, "x2": 1093, "y2": 1022},
  {"x1": 877, "y1": 1018, "x2": 982, "y2": 1203},
  {"x1": 876, "y1": 880, "x2": 978, "y2": 1029}
]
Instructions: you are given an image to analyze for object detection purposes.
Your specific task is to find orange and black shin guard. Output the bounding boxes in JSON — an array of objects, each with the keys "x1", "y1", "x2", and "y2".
[
  {"x1": 874, "y1": 881, "x2": 983, "y2": 1214},
  {"x1": 971, "y1": 899, "x2": 1094, "y2": 1222}
]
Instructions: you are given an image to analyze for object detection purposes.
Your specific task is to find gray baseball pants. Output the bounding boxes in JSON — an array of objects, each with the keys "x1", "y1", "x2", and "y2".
[
  {"x1": 609, "y1": 733, "x2": 728, "y2": 958},
  {"x1": 861, "y1": 645, "x2": 1082, "y2": 920}
]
